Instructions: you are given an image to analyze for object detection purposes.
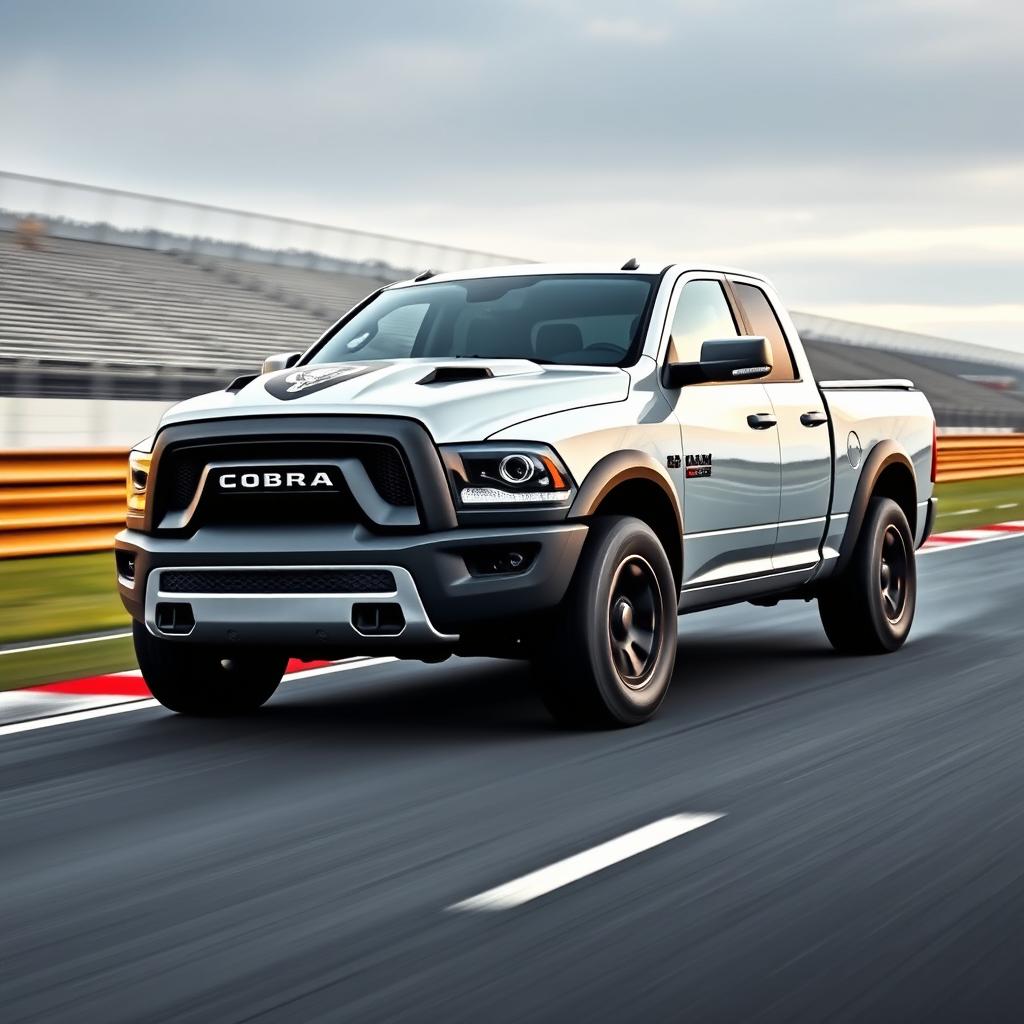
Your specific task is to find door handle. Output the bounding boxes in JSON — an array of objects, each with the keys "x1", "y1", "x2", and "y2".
[
  {"x1": 800, "y1": 410, "x2": 828, "y2": 427},
  {"x1": 747, "y1": 413, "x2": 777, "y2": 430}
]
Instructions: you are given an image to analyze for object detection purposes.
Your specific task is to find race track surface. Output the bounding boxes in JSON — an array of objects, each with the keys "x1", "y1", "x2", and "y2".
[{"x1": 2, "y1": 538, "x2": 1023, "y2": 1022}]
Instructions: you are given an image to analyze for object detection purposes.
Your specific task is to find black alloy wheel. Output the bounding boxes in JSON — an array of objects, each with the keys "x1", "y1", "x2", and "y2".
[{"x1": 608, "y1": 555, "x2": 663, "y2": 687}]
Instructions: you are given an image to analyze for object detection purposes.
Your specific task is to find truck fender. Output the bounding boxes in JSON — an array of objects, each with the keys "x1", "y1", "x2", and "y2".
[
  {"x1": 569, "y1": 452, "x2": 684, "y2": 589},
  {"x1": 833, "y1": 440, "x2": 916, "y2": 576}
]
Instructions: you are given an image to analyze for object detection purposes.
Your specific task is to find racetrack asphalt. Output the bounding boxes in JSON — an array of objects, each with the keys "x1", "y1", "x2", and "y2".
[{"x1": 2, "y1": 536, "x2": 1024, "y2": 1022}]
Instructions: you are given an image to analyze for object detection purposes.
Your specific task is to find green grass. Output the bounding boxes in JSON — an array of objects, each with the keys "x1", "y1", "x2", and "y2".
[
  {"x1": 0, "y1": 551, "x2": 134, "y2": 691},
  {"x1": 0, "y1": 551, "x2": 129, "y2": 645},
  {"x1": 1, "y1": 473, "x2": 1022, "y2": 692},
  {"x1": 933, "y1": 473, "x2": 1024, "y2": 532},
  {"x1": 0, "y1": 636, "x2": 135, "y2": 692}
]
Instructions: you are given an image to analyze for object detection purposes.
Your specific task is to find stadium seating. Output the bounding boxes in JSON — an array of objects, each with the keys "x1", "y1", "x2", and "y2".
[
  {"x1": 2, "y1": 227, "x2": 1023, "y2": 427},
  {"x1": 0, "y1": 231, "x2": 385, "y2": 375},
  {"x1": 802, "y1": 339, "x2": 1024, "y2": 427}
]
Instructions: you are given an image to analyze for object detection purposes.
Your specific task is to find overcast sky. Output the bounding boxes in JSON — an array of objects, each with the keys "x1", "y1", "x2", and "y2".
[{"x1": 2, "y1": 0, "x2": 1023, "y2": 350}]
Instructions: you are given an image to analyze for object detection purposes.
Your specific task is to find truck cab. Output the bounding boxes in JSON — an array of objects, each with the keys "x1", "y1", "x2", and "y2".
[{"x1": 117, "y1": 262, "x2": 936, "y2": 726}]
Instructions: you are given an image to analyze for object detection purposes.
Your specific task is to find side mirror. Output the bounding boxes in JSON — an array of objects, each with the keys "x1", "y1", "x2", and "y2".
[
  {"x1": 262, "y1": 351, "x2": 301, "y2": 375},
  {"x1": 662, "y1": 336, "x2": 772, "y2": 389}
]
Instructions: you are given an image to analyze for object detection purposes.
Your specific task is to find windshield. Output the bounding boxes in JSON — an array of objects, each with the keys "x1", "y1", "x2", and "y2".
[{"x1": 308, "y1": 274, "x2": 657, "y2": 367}]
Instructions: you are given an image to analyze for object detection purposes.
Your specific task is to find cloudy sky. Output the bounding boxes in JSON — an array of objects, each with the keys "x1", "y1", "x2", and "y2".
[{"x1": 3, "y1": 0, "x2": 1023, "y2": 350}]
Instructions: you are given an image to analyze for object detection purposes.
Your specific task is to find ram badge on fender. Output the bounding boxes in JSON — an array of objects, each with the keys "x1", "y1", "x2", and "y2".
[{"x1": 115, "y1": 262, "x2": 936, "y2": 726}]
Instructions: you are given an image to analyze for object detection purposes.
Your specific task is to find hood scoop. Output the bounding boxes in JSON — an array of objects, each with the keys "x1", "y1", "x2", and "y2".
[{"x1": 417, "y1": 366, "x2": 495, "y2": 386}]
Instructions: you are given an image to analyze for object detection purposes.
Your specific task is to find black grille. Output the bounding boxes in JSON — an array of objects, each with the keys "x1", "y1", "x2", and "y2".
[
  {"x1": 153, "y1": 438, "x2": 416, "y2": 522},
  {"x1": 363, "y1": 446, "x2": 415, "y2": 506},
  {"x1": 160, "y1": 569, "x2": 397, "y2": 594}
]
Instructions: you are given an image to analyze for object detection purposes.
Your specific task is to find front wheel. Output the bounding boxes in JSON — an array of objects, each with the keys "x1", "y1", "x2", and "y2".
[
  {"x1": 133, "y1": 621, "x2": 287, "y2": 715},
  {"x1": 533, "y1": 516, "x2": 678, "y2": 728},
  {"x1": 818, "y1": 496, "x2": 917, "y2": 654}
]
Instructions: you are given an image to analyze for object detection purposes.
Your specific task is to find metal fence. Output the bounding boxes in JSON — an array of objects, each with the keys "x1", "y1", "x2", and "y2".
[
  {"x1": 3, "y1": 436, "x2": 1023, "y2": 559},
  {"x1": 0, "y1": 169, "x2": 524, "y2": 275}
]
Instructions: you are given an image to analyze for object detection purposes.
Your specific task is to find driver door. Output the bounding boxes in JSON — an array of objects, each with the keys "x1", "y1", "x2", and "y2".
[{"x1": 659, "y1": 277, "x2": 782, "y2": 591}]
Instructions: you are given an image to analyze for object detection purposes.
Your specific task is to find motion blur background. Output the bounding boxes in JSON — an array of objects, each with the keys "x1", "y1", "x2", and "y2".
[{"x1": 2, "y1": 0, "x2": 1023, "y2": 686}]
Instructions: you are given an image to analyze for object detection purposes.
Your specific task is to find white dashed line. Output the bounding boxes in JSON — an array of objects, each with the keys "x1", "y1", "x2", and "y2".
[{"x1": 449, "y1": 813, "x2": 724, "y2": 912}]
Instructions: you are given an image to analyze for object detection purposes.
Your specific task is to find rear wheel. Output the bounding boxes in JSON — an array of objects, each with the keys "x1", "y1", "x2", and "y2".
[
  {"x1": 133, "y1": 621, "x2": 286, "y2": 715},
  {"x1": 818, "y1": 496, "x2": 917, "y2": 654},
  {"x1": 533, "y1": 516, "x2": 677, "y2": 728}
]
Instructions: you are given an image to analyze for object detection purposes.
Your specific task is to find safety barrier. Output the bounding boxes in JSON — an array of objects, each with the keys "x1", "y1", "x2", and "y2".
[
  {"x1": 0, "y1": 448, "x2": 126, "y2": 558},
  {"x1": 933, "y1": 434, "x2": 1024, "y2": 483},
  {"x1": 2, "y1": 435, "x2": 1024, "y2": 558}
]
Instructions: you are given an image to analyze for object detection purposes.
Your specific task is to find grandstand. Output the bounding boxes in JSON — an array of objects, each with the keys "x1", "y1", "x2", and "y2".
[
  {"x1": 800, "y1": 338, "x2": 1024, "y2": 430},
  {"x1": 2, "y1": 170, "x2": 1023, "y2": 429},
  {"x1": 0, "y1": 230, "x2": 391, "y2": 399}
]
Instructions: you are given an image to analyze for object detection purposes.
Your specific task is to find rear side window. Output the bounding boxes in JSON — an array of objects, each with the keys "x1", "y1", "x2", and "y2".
[
  {"x1": 730, "y1": 283, "x2": 797, "y2": 382},
  {"x1": 667, "y1": 280, "x2": 739, "y2": 364}
]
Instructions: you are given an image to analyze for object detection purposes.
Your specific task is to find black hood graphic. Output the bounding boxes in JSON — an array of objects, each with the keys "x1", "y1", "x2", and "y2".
[{"x1": 264, "y1": 364, "x2": 379, "y2": 400}]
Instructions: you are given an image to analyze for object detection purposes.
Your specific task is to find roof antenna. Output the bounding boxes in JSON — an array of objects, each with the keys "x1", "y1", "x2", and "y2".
[
  {"x1": 621, "y1": 257, "x2": 639, "y2": 271},
  {"x1": 413, "y1": 269, "x2": 436, "y2": 282}
]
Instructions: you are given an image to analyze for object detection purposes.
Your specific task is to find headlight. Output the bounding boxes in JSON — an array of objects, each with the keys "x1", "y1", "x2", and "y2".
[
  {"x1": 440, "y1": 443, "x2": 574, "y2": 507},
  {"x1": 126, "y1": 435, "x2": 155, "y2": 517}
]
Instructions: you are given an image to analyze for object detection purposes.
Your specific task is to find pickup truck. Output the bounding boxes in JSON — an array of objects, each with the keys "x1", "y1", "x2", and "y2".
[{"x1": 116, "y1": 262, "x2": 937, "y2": 727}]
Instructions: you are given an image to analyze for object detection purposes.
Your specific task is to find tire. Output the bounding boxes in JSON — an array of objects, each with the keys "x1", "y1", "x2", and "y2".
[
  {"x1": 533, "y1": 516, "x2": 678, "y2": 728},
  {"x1": 818, "y1": 496, "x2": 917, "y2": 654},
  {"x1": 133, "y1": 621, "x2": 287, "y2": 715}
]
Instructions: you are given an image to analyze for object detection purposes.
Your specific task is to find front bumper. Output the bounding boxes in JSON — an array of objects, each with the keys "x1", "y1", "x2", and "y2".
[{"x1": 115, "y1": 521, "x2": 587, "y2": 650}]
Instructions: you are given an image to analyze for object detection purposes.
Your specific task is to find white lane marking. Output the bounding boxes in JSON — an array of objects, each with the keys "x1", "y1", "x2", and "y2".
[
  {"x1": 0, "y1": 699, "x2": 162, "y2": 736},
  {"x1": 449, "y1": 813, "x2": 724, "y2": 912},
  {"x1": 938, "y1": 507, "x2": 981, "y2": 517},
  {"x1": 0, "y1": 657, "x2": 396, "y2": 737},
  {"x1": 930, "y1": 528, "x2": 1018, "y2": 541},
  {"x1": 286, "y1": 658, "x2": 394, "y2": 681},
  {"x1": 0, "y1": 632, "x2": 132, "y2": 656},
  {"x1": 997, "y1": 503, "x2": 1019, "y2": 509}
]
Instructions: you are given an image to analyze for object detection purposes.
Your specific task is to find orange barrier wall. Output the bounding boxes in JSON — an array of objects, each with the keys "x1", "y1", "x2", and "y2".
[
  {"x1": 2, "y1": 436, "x2": 1023, "y2": 558},
  {"x1": 0, "y1": 448, "x2": 126, "y2": 558},
  {"x1": 932, "y1": 434, "x2": 1024, "y2": 483}
]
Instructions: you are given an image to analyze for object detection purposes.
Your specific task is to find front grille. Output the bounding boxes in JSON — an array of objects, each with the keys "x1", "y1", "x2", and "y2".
[
  {"x1": 160, "y1": 569, "x2": 397, "y2": 594},
  {"x1": 363, "y1": 447, "x2": 415, "y2": 506},
  {"x1": 152, "y1": 438, "x2": 416, "y2": 526}
]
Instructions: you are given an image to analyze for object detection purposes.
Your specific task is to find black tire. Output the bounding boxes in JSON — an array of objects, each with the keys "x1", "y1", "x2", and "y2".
[
  {"x1": 818, "y1": 496, "x2": 917, "y2": 654},
  {"x1": 133, "y1": 621, "x2": 286, "y2": 715},
  {"x1": 533, "y1": 516, "x2": 678, "y2": 728}
]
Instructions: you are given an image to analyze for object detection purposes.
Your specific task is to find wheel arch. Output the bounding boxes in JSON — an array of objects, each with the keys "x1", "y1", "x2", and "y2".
[
  {"x1": 570, "y1": 451, "x2": 683, "y2": 592},
  {"x1": 835, "y1": 441, "x2": 917, "y2": 575}
]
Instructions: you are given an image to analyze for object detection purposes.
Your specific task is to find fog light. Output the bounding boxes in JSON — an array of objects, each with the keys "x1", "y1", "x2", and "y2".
[
  {"x1": 116, "y1": 550, "x2": 136, "y2": 583},
  {"x1": 463, "y1": 545, "x2": 537, "y2": 576}
]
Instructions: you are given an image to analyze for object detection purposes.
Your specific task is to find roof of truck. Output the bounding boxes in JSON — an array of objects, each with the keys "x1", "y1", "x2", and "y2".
[{"x1": 389, "y1": 262, "x2": 771, "y2": 287}]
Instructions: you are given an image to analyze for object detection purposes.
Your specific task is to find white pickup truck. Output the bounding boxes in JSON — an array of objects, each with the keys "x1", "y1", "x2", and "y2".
[{"x1": 116, "y1": 262, "x2": 936, "y2": 726}]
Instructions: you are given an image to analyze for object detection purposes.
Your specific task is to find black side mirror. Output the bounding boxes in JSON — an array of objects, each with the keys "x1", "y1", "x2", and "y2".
[
  {"x1": 662, "y1": 336, "x2": 772, "y2": 388},
  {"x1": 262, "y1": 351, "x2": 301, "y2": 375}
]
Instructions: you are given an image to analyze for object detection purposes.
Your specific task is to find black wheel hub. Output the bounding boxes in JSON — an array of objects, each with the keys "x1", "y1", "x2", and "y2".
[
  {"x1": 879, "y1": 524, "x2": 909, "y2": 623},
  {"x1": 608, "y1": 555, "x2": 661, "y2": 688}
]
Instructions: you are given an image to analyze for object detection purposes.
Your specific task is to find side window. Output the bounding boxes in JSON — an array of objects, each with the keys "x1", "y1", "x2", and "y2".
[
  {"x1": 731, "y1": 283, "x2": 797, "y2": 382},
  {"x1": 667, "y1": 280, "x2": 738, "y2": 364}
]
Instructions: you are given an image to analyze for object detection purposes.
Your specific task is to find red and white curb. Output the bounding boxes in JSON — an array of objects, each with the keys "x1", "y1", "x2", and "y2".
[
  {"x1": 3, "y1": 521, "x2": 1024, "y2": 733},
  {"x1": 920, "y1": 520, "x2": 1024, "y2": 553},
  {"x1": 0, "y1": 657, "x2": 392, "y2": 731}
]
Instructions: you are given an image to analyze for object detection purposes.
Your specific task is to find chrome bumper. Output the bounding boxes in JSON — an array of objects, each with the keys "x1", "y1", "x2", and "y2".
[{"x1": 141, "y1": 564, "x2": 458, "y2": 646}]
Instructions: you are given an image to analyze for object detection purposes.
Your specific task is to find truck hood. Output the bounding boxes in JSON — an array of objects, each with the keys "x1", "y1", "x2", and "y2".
[{"x1": 159, "y1": 359, "x2": 630, "y2": 443}]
